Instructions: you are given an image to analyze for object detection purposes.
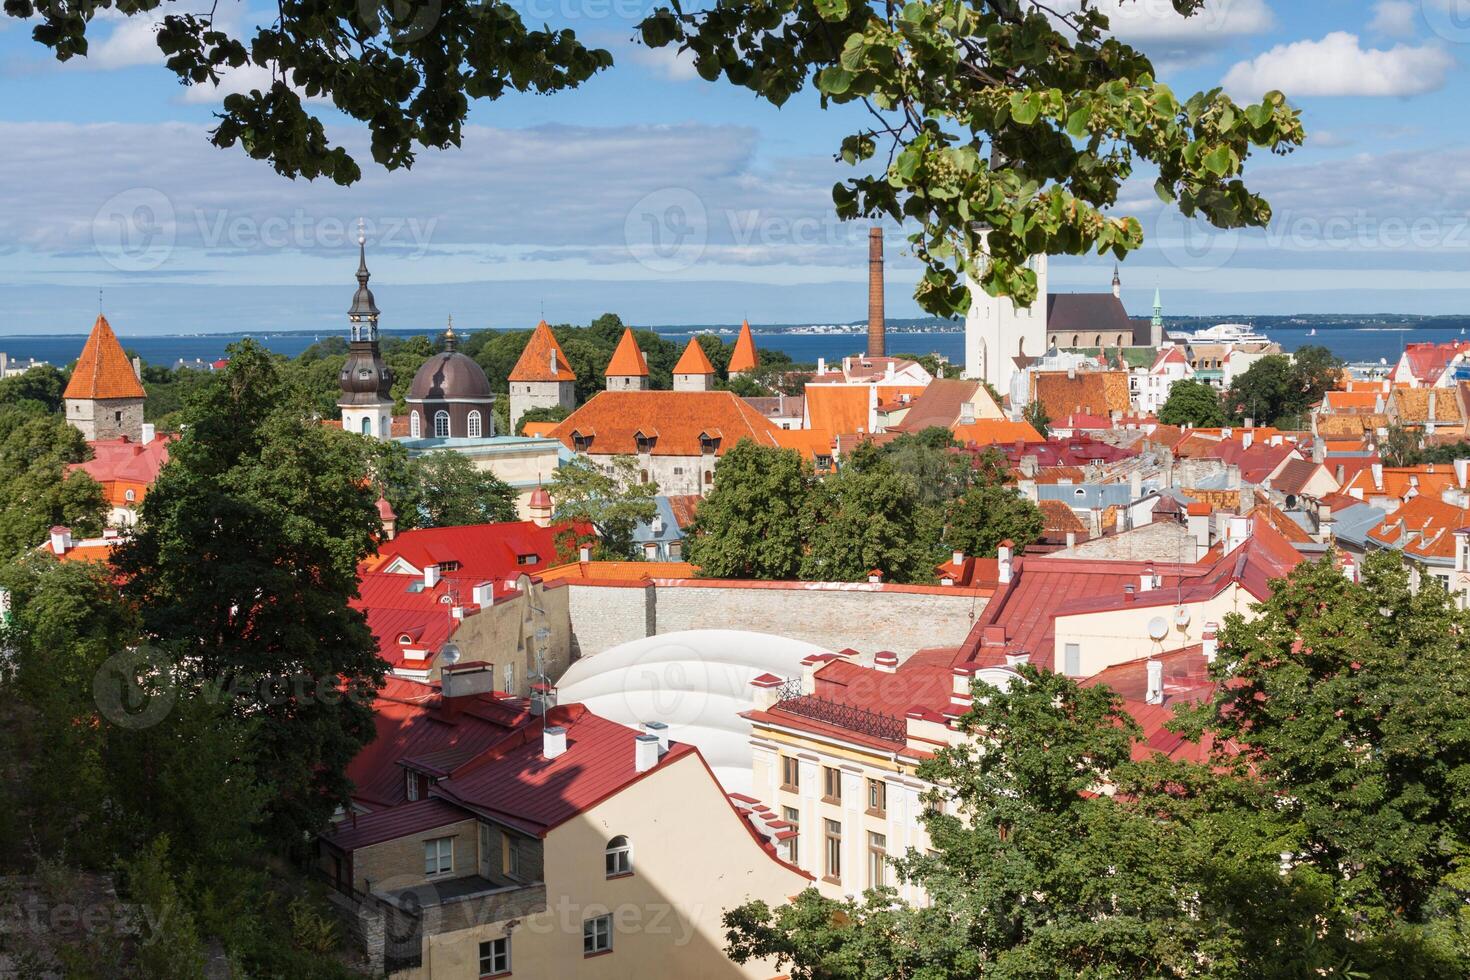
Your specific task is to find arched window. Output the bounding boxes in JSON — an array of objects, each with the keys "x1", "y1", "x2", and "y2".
[
  {"x1": 434, "y1": 411, "x2": 451, "y2": 438},
  {"x1": 467, "y1": 411, "x2": 482, "y2": 439},
  {"x1": 124, "y1": 489, "x2": 136, "y2": 502},
  {"x1": 605, "y1": 835, "x2": 632, "y2": 877},
  {"x1": 410, "y1": 411, "x2": 421, "y2": 438},
  {"x1": 360, "y1": 416, "x2": 372, "y2": 436}
]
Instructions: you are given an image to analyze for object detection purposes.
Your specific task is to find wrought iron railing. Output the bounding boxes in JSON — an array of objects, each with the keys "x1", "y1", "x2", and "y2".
[{"x1": 774, "y1": 688, "x2": 906, "y2": 743}]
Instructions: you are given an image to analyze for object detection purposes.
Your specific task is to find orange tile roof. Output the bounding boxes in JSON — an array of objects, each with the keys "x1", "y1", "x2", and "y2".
[
  {"x1": 673, "y1": 337, "x2": 716, "y2": 375},
  {"x1": 520, "y1": 421, "x2": 558, "y2": 438},
  {"x1": 728, "y1": 320, "x2": 758, "y2": 373},
  {"x1": 64, "y1": 315, "x2": 145, "y2": 400},
  {"x1": 1366, "y1": 493, "x2": 1470, "y2": 560},
  {"x1": 1389, "y1": 386, "x2": 1463, "y2": 425},
  {"x1": 548, "y1": 390, "x2": 783, "y2": 456},
  {"x1": 538, "y1": 560, "x2": 697, "y2": 584},
  {"x1": 604, "y1": 328, "x2": 649, "y2": 377},
  {"x1": 1343, "y1": 463, "x2": 1464, "y2": 502},
  {"x1": 1038, "y1": 499, "x2": 1087, "y2": 535},
  {"x1": 1030, "y1": 370, "x2": 1130, "y2": 421},
  {"x1": 804, "y1": 385, "x2": 872, "y2": 435},
  {"x1": 1321, "y1": 390, "x2": 1381, "y2": 412},
  {"x1": 508, "y1": 321, "x2": 576, "y2": 382},
  {"x1": 951, "y1": 419, "x2": 1044, "y2": 445},
  {"x1": 773, "y1": 427, "x2": 835, "y2": 462}
]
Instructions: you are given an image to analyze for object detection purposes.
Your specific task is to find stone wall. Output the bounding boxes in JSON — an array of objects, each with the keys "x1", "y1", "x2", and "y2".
[{"x1": 561, "y1": 579, "x2": 987, "y2": 659}]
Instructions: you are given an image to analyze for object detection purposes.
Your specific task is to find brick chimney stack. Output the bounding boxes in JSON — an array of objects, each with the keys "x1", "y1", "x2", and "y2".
[{"x1": 867, "y1": 227, "x2": 885, "y2": 357}]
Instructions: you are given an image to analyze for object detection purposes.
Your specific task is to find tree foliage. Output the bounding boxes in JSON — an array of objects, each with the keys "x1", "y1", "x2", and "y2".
[
  {"x1": 1223, "y1": 345, "x2": 1342, "y2": 427},
  {"x1": 16, "y1": 3, "x2": 1299, "y2": 313},
  {"x1": 0, "y1": 364, "x2": 66, "y2": 413},
  {"x1": 686, "y1": 441, "x2": 812, "y2": 580},
  {"x1": 0, "y1": 406, "x2": 106, "y2": 559},
  {"x1": 942, "y1": 447, "x2": 1043, "y2": 556},
  {"x1": 113, "y1": 340, "x2": 385, "y2": 845},
  {"x1": 409, "y1": 449, "x2": 517, "y2": 527},
  {"x1": 801, "y1": 466, "x2": 936, "y2": 584},
  {"x1": 1158, "y1": 376, "x2": 1227, "y2": 427},
  {"x1": 547, "y1": 455, "x2": 658, "y2": 559}
]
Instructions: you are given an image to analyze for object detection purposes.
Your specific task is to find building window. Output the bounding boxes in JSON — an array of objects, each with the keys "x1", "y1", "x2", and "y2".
[
  {"x1": 781, "y1": 756, "x2": 800, "y2": 791},
  {"x1": 700, "y1": 435, "x2": 720, "y2": 454},
  {"x1": 503, "y1": 663, "x2": 515, "y2": 695},
  {"x1": 572, "y1": 432, "x2": 592, "y2": 452},
  {"x1": 668, "y1": 541, "x2": 681, "y2": 558},
  {"x1": 583, "y1": 914, "x2": 612, "y2": 955},
  {"x1": 635, "y1": 433, "x2": 655, "y2": 453},
  {"x1": 479, "y1": 937, "x2": 510, "y2": 976},
  {"x1": 424, "y1": 836, "x2": 453, "y2": 876},
  {"x1": 866, "y1": 779, "x2": 886, "y2": 816},
  {"x1": 673, "y1": 467, "x2": 684, "y2": 475},
  {"x1": 867, "y1": 832, "x2": 888, "y2": 889},
  {"x1": 468, "y1": 410, "x2": 482, "y2": 439},
  {"x1": 605, "y1": 835, "x2": 632, "y2": 877},
  {"x1": 824, "y1": 819, "x2": 842, "y2": 882},
  {"x1": 504, "y1": 835, "x2": 521, "y2": 879},
  {"x1": 410, "y1": 411, "x2": 421, "y2": 438},
  {"x1": 360, "y1": 415, "x2": 372, "y2": 436},
  {"x1": 434, "y1": 410, "x2": 451, "y2": 438},
  {"x1": 405, "y1": 769, "x2": 419, "y2": 802},
  {"x1": 783, "y1": 806, "x2": 800, "y2": 865},
  {"x1": 640, "y1": 469, "x2": 649, "y2": 484},
  {"x1": 1064, "y1": 643, "x2": 1081, "y2": 676},
  {"x1": 124, "y1": 489, "x2": 136, "y2": 502},
  {"x1": 823, "y1": 766, "x2": 842, "y2": 804},
  {"x1": 703, "y1": 470, "x2": 713, "y2": 486}
]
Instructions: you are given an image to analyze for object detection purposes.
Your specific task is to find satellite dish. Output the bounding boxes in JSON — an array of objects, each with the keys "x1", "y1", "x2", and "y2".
[
  {"x1": 1174, "y1": 606, "x2": 1191, "y2": 628},
  {"x1": 1147, "y1": 616, "x2": 1170, "y2": 641},
  {"x1": 439, "y1": 640, "x2": 461, "y2": 666}
]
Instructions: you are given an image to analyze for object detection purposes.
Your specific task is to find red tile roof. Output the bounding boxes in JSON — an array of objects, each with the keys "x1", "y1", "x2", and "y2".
[
  {"x1": 64, "y1": 315, "x2": 145, "y2": 400},
  {"x1": 804, "y1": 385, "x2": 872, "y2": 435},
  {"x1": 435, "y1": 703, "x2": 697, "y2": 836},
  {"x1": 604, "y1": 328, "x2": 649, "y2": 377},
  {"x1": 728, "y1": 320, "x2": 758, "y2": 373},
  {"x1": 68, "y1": 435, "x2": 174, "y2": 508},
  {"x1": 1366, "y1": 493, "x2": 1470, "y2": 560},
  {"x1": 508, "y1": 321, "x2": 575, "y2": 382},
  {"x1": 548, "y1": 390, "x2": 782, "y2": 456},
  {"x1": 326, "y1": 797, "x2": 471, "y2": 850},
  {"x1": 952, "y1": 420, "x2": 1044, "y2": 445},
  {"x1": 673, "y1": 337, "x2": 716, "y2": 375}
]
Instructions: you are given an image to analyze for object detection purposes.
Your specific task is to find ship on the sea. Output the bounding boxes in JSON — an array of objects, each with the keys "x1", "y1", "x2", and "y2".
[{"x1": 1165, "y1": 322, "x2": 1273, "y2": 345}]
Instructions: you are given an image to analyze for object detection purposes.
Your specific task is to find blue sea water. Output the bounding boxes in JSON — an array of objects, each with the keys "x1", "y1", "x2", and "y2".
[{"x1": 0, "y1": 324, "x2": 1450, "y2": 370}]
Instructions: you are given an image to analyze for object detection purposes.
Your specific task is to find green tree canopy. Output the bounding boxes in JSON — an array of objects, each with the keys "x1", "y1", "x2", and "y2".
[
  {"x1": 0, "y1": 406, "x2": 106, "y2": 559},
  {"x1": 0, "y1": 364, "x2": 66, "y2": 413},
  {"x1": 113, "y1": 340, "x2": 385, "y2": 845},
  {"x1": 725, "y1": 665, "x2": 1394, "y2": 978},
  {"x1": 800, "y1": 466, "x2": 937, "y2": 583},
  {"x1": 686, "y1": 441, "x2": 812, "y2": 580},
  {"x1": 547, "y1": 455, "x2": 658, "y2": 559},
  {"x1": 412, "y1": 449, "x2": 517, "y2": 527},
  {"x1": 1158, "y1": 376, "x2": 1228, "y2": 427},
  {"x1": 942, "y1": 448, "x2": 1043, "y2": 557},
  {"x1": 515, "y1": 404, "x2": 571, "y2": 435},
  {"x1": 1223, "y1": 345, "x2": 1342, "y2": 427},
  {"x1": 17, "y1": 3, "x2": 1299, "y2": 314}
]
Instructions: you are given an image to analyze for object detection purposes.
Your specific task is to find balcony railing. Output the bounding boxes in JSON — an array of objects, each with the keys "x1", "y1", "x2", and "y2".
[{"x1": 773, "y1": 688, "x2": 906, "y2": 743}]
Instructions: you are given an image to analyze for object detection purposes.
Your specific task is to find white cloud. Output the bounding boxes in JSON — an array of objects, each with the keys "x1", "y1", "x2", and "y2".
[
  {"x1": 87, "y1": 17, "x2": 164, "y2": 69},
  {"x1": 1368, "y1": 0, "x2": 1418, "y2": 38},
  {"x1": 1222, "y1": 31, "x2": 1453, "y2": 98},
  {"x1": 1092, "y1": 0, "x2": 1274, "y2": 41},
  {"x1": 624, "y1": 44, "x2": 700, "y2": 83}
]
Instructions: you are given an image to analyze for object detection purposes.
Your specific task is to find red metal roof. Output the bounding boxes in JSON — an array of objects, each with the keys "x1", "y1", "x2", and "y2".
[{"x1": 325, "y1": 797, "x2": 470, "y2": 850}]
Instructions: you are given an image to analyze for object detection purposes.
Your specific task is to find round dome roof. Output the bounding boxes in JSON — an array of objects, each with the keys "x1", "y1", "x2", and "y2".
[{"x1": 408, "y1": 351, "x2": 492, "y2": 402}]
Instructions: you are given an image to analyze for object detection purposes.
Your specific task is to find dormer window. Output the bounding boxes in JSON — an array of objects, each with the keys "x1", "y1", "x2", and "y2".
[
  {"x1": 699, "y1": 430, "x2": 721, "y2": 454},
  {"x1": 634, "y1": 429, "x2": 657, "y2": 454},
  {"x1": 572, "y1": 430, "x2": 593, "y2": 452}
]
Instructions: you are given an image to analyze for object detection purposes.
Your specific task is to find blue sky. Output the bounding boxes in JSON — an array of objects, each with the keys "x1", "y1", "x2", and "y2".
[{"x1": 1, "y1": 0, "x2": 1468, "y2": 335}]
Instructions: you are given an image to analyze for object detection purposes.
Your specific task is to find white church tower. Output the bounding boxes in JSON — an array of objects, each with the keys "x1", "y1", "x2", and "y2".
[{"x1": 963, "y1": 236, "x2": 1048, "y2": 393}]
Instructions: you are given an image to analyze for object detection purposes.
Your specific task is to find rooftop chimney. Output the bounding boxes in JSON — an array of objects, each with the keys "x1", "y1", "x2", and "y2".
[
  {"x1": 867, "y1": 227, "x2": 885, "y2": 357},
  {"x1": 997, "y1": 541, "x2": 1014, "y2": 584},
  {"x1": 874, "y1": 650, "x2": 899, "y2": 674},
  {"x1": 952, "y1": 549, "x2": 965, "y2": 567},
  {"x1": 641, "y1": 721, "x2": 669, "y2": 754},
  {"x1": 579, "y1": 544, "x2": 592, "y2": 563},
  {"x1": 1456, "y1": 458, "x2": 1469, "y2": 487},
  {"x1": 141, "y1": 422, "x2": 156, "y2": 445},
  {"x1": 817, "y1": 356, "x2": 826, "y2": 375},
  {"x1": 49, "y1": 525, "x2": 71, "y2": 554},
  {"x1": 543, "y1": 725, "x2": 567, "y2": 760},
  {"x1": 1145, "y1": 659, "x2": 1164, "y2": 705},
  {"x1": 1202, "y1": 624, "x2": 1219, "y2": 663},
  {"x1": 634, "y1": 733, "x2": 661, "y2": 773},
  {"x1": 1371, "y1": 462, "x2": 1384, "y2": 490}
]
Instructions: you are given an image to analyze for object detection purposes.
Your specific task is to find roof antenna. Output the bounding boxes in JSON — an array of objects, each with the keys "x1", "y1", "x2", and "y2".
[{"x1": 98, "y1": 288, "x2": 103, "y2": 313}]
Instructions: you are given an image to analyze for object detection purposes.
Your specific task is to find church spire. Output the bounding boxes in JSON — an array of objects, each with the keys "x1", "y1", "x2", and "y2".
[
  {"x1": 348, "y1": 218, "x2": 380, "y2": 341},
  {"x1": 1111, "y1": 262, "x2": 1121, "y2": 300}
]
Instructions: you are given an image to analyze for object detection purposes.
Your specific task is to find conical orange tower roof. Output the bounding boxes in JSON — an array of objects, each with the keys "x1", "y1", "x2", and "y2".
[
  {"x1": 728, "y1": 320, "x2": 758, "y2": 373},
  {"x1": 64, "y1": 314, "x2": 145, "y2": 400},
  {"x1": 673, "y1": 337, "x2": 716, "y2": 375},
  {"x1": 604, "y1": 328, "x2": 649, "y2": 377},
  {"x1": 509, "y1": 320, "x2": 576, "y2": 382}
]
